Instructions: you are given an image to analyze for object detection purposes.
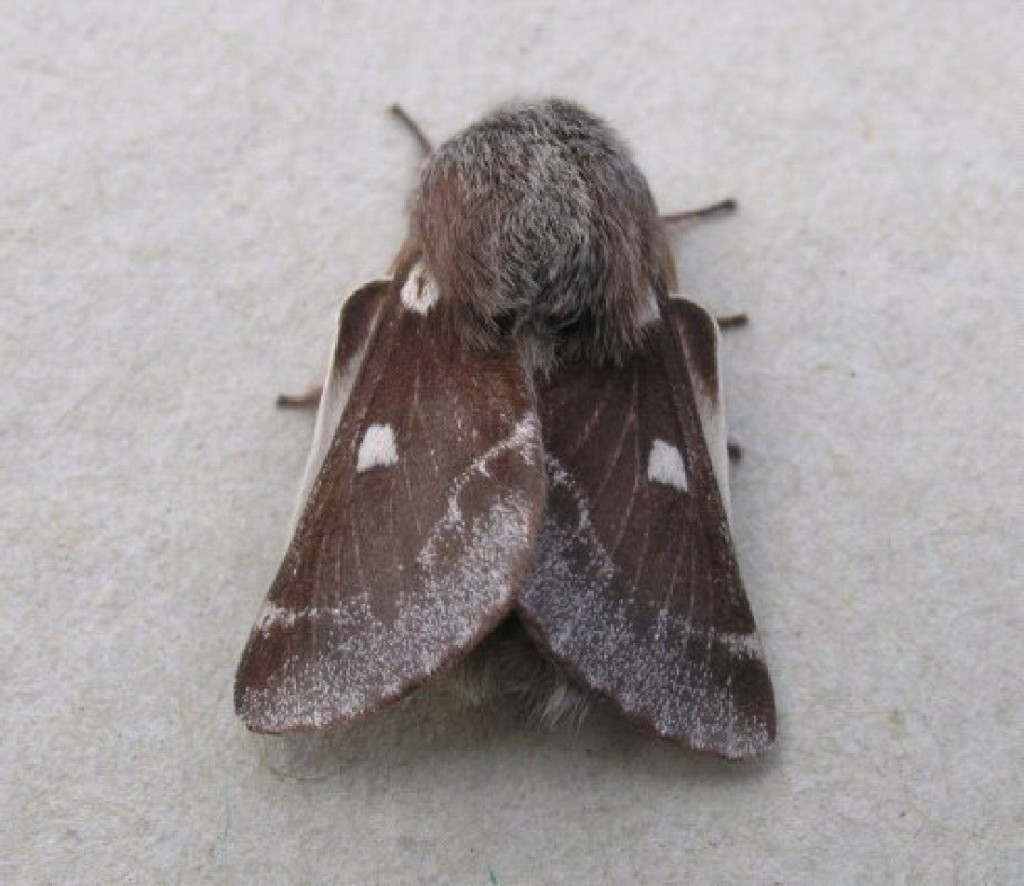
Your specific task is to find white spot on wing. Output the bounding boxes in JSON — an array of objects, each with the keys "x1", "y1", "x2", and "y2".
[
  {"x1": 400, "y1": 263, "x2": 439, "y2": 314},
  {"x1": 357, "y1": 423, "x2": 399, "y2": 472},
  {"x1": 647, "y1": 439, "x2": 688, "y2": 491}
]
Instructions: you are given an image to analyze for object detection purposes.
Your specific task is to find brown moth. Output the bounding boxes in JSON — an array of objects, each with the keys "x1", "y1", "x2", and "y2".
[{"x1": 234, "y1": 99, "x2": 776, "y2": 759}]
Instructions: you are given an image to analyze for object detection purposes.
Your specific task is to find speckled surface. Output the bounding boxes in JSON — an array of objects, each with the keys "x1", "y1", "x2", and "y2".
[{"x1": 4, "y1": 2, "x2": 1021, "y2": 882}]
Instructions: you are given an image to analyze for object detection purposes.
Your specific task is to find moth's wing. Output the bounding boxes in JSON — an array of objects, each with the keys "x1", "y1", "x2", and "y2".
[
  {"x1": 289, "y1": 280, "x2": 391, "y2": 533},
  {"x1": 518, "y1": 298, "x2": 775, "y2": 759},
  {"x1": 666, "y1": 297, "x2": 733, "y2": 517},
  {"x1": 236, "y1": 265, "x2": 546, "y2": 733}
]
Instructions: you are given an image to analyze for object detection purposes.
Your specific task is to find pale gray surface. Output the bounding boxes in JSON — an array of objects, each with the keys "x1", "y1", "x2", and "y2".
[{"x1": 3, "y1": 2, "x2": 1022, "y2": 883}]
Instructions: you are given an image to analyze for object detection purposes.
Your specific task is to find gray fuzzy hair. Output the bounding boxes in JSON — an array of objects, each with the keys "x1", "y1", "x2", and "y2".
[{"x1": 406, "y1": 99, "x2": 675, "y2": 370}]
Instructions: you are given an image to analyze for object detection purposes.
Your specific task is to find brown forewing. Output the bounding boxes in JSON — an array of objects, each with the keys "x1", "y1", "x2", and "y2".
[
  {"x1": 668, "y1": 298, "x2": 732, "y2": 508},
  {"x1": 235, "y1": 273, "x2": 546, "y2": 733},
  {"x1": 518, "y1": 299, "x2": 775, "y2": 759},
  {"x1": 289, "y1": 280, "x2": 390, "y2": 528}
]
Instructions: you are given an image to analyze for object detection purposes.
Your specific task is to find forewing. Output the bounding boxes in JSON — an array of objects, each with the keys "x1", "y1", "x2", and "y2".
[
  {"x1": 289, "y1": 280, "x2": 390, "y2": 532},
  {"x1": 236, "y1": 264, "x2": 546, "y2": 733},
  {"x1": 518, "y1": 299, "x2": 775, "y2": 759},
  {"x1": 667, "y1": 297, "x2": 732, "y2": 515}
]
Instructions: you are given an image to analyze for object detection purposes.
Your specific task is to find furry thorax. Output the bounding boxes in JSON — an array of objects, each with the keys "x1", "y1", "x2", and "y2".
[{"x1": 395, "y1": 99, "x2": 677, "y2": 374}]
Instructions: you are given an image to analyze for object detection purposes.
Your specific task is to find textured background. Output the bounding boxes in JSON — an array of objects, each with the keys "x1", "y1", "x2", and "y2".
[{"x1": 3, "y1": 2, "x2": 1021, "y2": 883}]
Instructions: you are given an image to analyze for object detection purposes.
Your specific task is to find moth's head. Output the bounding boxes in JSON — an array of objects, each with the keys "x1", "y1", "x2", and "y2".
[{"x1": 408, "y1": 99, "x2": 675, "y2": 371}]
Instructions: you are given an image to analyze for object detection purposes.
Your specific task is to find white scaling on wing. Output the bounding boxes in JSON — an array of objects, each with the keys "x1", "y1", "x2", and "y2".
[
  {"x1": 647, "y1": 439, "x2": 688, "y2": 491},
  {"x1": 416, "y1": 414, "x2": 541, "y2": 574},
  {"x1": 400, "y1": 262, "x2": 439, "y2": 314},
  {"x1": 522, "y1": 452, "x2": 772, "y2": 759},
  {"x1": 357, "y1": 423, "x2": 399, "y2": 472},
  {"x1": 255, "y1": 601, "x2": 298, "y2": 635},
  {"x1": 716, "y1": 630, "x2": 766, "y2": 662}
]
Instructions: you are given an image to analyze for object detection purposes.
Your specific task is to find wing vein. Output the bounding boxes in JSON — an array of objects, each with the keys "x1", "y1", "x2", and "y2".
[
  {"x1": 608, "y1": 372, "x2": 643, "y2": 556},
  {"x1": 412, "y1": 340, "x2": 442, "y2": 481},
  {"x1": 564, "y1": 372, "x2": 613, "y2": 460},
  {"x1": 593, "y1": 368, "x2": 639, "y2": 505},
  {"x1": 388, "y1": 455, "x2": 408, "y2": 600},
  {"x1": 350, "y1": 518, "x2": 365, "y2": 593}
]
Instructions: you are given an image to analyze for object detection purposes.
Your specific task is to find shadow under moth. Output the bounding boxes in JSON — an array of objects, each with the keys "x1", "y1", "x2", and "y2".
[{"x1": 235, "y1": 99, "x2": 776, "y2": 760}]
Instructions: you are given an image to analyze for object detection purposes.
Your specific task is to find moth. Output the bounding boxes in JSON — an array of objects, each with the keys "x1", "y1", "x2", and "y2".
[{"x1": 234, "y1": 99, "x2": 776, "y2": 759}]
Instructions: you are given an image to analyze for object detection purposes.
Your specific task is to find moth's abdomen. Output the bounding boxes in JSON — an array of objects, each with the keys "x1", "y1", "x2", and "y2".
[{"x1": 411, "y1": 99, "x2": 674, "y2": 368}]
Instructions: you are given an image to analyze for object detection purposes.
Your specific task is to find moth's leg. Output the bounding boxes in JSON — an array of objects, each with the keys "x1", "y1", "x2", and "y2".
[
  {"x1": 389, "y1": 104, "x2": 433, "y2": 156},
  {"x1": 276, "y1": 386, "x2": 323, "y2": 410},
  {"x1": 716, "y1": 313, "x2": 748, "y2": 330},
  {"x1": 661, "y1": 198, "x2": 737, "y2": 224},
  {"x1": 664, "y1": 201, "x2": 747, "y2": 329},
  {"x1": 719, "y1": 316, "x2": 746, "y2": 458}
]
